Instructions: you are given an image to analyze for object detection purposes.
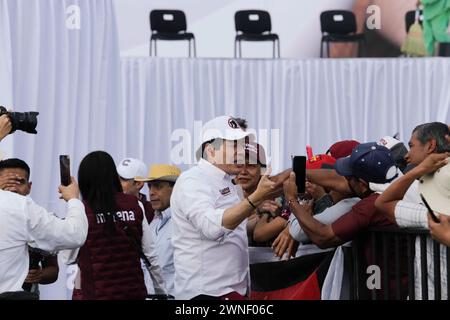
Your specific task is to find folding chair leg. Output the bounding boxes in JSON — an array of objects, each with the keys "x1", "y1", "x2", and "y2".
[
  {"x1": 150, "y1": 39, "x2": 152, "y2": 56},
  {"x1": 272, "y1": 40, "x2": 276, "y2": 58},
  {"x1": 193, "y1": 39, "x2": 197, "y2": 57},
  {"x1": 238, "y1": 40, "x2": 242, "y2": 58},
  {"x1": 153, "y1": 40, "x2": 158, "y2": 57},
  {"x1": 326, "y1": 41, "x2": 330, "y2": 58},
  {"x1": 277, "y1": 39, "x2": 281, "y2": 58},
  {"x1": 320, "y1": 40, "x2": 323, "y2": 58},
  {"x1": 358, "y1": 38, "x2": 366, "y2": 58},
  {"x1": 234, "y1": 40, "x2": 237, "y2": 58},
  {"x1": 188, "y1": 39, "x2": 191, "y2": 57}
]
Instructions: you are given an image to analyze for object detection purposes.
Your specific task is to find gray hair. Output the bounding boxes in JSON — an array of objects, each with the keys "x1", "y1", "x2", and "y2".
[{"x1": 413, "y1": 122, "x2": 450, "y2": 153}]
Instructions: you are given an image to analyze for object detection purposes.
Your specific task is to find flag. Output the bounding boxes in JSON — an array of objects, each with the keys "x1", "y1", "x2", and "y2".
[{"x1": 250, "y1": 250, "x2": 335, "y2": 300}]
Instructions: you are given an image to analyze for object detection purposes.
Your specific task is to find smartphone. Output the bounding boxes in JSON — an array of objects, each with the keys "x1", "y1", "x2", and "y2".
[
  {"x1": 420, "y1": 194, "x2": 440, "y2": 223},
  {"x1": 292, "y1": 156, "x2": 306, "y2": 194},
  {"x1": 59, "y1": 155, "x2": 71, "y2": 186}
]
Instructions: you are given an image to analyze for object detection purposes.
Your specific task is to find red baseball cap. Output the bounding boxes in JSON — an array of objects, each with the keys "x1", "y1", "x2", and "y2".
[
  {"x1": 327, "y1": 140, "x2": 360, "y2": 159},
  {"x1": 306, "y1": 154, "x2": 336, "y2": 170}
]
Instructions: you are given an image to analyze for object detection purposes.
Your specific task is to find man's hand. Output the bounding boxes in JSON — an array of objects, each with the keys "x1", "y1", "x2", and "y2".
[
  {"x1": 0, "y1": 173, "x2": 22, "y2": 191},
  {"x1": 0, "y1": 114, "x2": 12, "y2": 141},
  {"x1": 257, "y1": 200, "x2": 282, "y2": 217},
  {"x1": 415, "y1": 153, "x2": 449, "y2": 177},
  {"x1": 251, "y1": 167, "x2": 280, "y2": 203},
  {"x1": 306, "y1": 181, "x2": 326, "y2": 200},
  {"x1": 58, "y1": 177, "x2": 80, "y2": 201},
  {"x1": 24, "y1": 268, "x2": 43, "y2": 284},
  {"x1": 271, "y1": 225, "x2": 299, "y2": 260},
  {"x1": 428, "y1": 213, "x2": 450, "y2": 247},
  {"x1": 283, "y1": 172, "x2": 298, "y2": 201},
  {"x1": 297, "y1": 199, "x2": 314, "y2": 216}
]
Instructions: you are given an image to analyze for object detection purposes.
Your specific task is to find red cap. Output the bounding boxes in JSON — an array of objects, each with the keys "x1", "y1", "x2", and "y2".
[
  {"x1": 327, "y1": 140, "x2": 360, "y2": 159},
  {"x1": 306, "y1": 154, "x2": 336, "y2": 170}
]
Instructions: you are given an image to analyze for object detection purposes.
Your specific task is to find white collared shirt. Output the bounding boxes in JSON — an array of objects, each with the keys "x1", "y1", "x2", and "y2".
[
  {"x1": 170, "y1": 159, "x2": 249, "y2": 300},
  {"x1": 146, "y1": 207, "x2": 175, "y2": 296},
  {"x1": 0, "y1": 191, "x2": 88, "y2": 294}
]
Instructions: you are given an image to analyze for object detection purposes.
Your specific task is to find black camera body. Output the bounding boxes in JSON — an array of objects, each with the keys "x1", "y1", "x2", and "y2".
[
  {"x1": 22, "y1": 247, "x2": 52, "y2": 292},
  {"x1": 0, "y1": 106, "x2": 39, "y2": 134}
]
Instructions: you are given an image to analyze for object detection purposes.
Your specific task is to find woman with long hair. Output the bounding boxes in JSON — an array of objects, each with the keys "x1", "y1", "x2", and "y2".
[{"x1": 73, "y1": 151, "x2": 163, "y2": 300}]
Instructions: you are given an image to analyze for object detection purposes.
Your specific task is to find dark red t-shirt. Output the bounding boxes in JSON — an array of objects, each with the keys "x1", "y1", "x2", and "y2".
[
  {"x1": 331, "y1": 193, "x2": 393, "y2": 242},
  {"x1": 332, "y1": 193, "x2": 408, "y2": 299}
]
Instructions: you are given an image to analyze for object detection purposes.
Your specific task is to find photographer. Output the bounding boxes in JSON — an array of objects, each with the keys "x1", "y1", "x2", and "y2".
[
  {"x1": 0, "y1": 119, "x2": 87, "y2": 298},
  {"x1": 0, "y1": 158, "x2": 59, "y2": 297}
]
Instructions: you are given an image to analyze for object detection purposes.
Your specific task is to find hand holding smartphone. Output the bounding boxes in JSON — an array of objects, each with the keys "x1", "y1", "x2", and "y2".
[
  {"x1": 292, "y1": 156, "x2": 306, "y2": 194},
  {"x1": 59, "y1": 155, "x2": 71, "y2": 186},
  {"x1": 420, "y1": 194, "x2": 440, "y2": 223}
]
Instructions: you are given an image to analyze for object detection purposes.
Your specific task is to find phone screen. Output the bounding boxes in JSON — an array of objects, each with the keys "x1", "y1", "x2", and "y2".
[
  {"x1": 59, "y1": 155, "x2": 71, "y2": 186},
  {"x1": 292, "y1": 156, "x2": 306, "y2": 194}
]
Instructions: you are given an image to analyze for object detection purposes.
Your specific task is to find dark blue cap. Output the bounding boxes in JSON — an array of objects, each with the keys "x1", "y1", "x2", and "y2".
[{"x1": 334, "y1": 142, "x2": 398, "y2": 184}]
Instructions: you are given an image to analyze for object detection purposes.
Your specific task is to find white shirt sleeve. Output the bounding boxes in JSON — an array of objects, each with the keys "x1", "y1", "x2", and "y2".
[
  {"x1": 289, "y1": 198, "x2": 360, "y2": 243},
  {"x1": 394, "y1": 200, "x2": 428, "y2": 229},
  {"x1": 174, "y1": 176, "x2": 232, "y2": 241},
  {"x1": 26, "y1": 198, "x2": 88, "y2": 253},
  {"x1": 140, "y1": 202, "x2": 167, "y2": 295}
]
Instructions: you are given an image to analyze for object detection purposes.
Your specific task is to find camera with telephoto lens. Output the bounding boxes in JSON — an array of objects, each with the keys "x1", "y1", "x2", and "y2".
[{"x1": 0, "y1": 106, "x2": 39, "y2": 134}]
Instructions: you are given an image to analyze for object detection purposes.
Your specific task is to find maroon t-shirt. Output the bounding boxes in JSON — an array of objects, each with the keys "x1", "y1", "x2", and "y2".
[
  {"x1": 331, "y1": 193, "x2": 393, "y2": 242},
  {"x1": 332, "y1": 193, "x2": 408, "y2": 299}
]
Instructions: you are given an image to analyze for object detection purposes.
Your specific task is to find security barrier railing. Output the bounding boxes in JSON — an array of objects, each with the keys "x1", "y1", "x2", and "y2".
[{"x1": 347, "y1": 227, "x2": 449, "y2": 300}]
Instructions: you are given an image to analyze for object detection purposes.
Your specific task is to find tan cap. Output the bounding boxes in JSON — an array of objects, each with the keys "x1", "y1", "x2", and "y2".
[{"x1": 135, "y1": 164, "x2": 181, "y2": 183}]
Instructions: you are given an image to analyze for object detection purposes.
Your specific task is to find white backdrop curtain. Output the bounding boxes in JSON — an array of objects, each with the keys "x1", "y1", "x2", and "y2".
[
  {"x1": 0, "y1": 0, "x2": 14, "y2": 156},
  {"x1": 1, "y1": 0, "x2": 122, "y2": 299},
  {"x1": 1, "y1": 0, "x2": 450, "y2": 301},
  {"x1": 121, "y1": 57, "x2": 450, "y2": 172}
]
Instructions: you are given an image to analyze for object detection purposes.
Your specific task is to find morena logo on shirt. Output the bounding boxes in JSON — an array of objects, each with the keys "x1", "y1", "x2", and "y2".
[
  {"x1": 95, "y1": 211, "x2": 136, "y2": 224},
  {"x1": 219, "y1": 187, "x2": 231, "y2": 196}
]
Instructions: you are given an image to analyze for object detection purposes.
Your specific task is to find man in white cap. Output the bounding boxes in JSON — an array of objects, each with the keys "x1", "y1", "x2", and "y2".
[
  {"x1": 170, "y1": 115, "x2": 279, "y2": 300},
  {"x1": 135, "y1": 164, "x2": 181, "y2": 298},
  {"x1": 117, "y1": 158, "x2": 154, "y2": 223}
]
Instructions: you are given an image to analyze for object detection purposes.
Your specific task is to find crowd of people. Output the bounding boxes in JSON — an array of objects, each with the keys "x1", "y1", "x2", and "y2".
[{"x1": 0, "y1": 113, "x2": 449, "y2": 300}]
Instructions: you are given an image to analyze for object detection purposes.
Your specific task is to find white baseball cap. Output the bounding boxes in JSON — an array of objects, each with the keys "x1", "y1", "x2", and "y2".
[
  {"x1": 378, "y1": 136, "x2": 401, "y2": 149},
  {"x1": 419, "y1": 158, "x2": 450, "y2": 215},
  {"x1": 116, "y1": 158, "x2": 148, "y2": 180},
  {"x1": 195, "y1": 116, "x2": 254, "y2": 160}
]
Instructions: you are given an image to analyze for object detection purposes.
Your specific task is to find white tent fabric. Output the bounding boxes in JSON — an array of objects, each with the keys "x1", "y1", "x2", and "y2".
[
  {"x1": 120, "y1": 57, "x2": 450, "y2": 172},
  {"x1": 0, "y1": 0, "x2": 14, "y2": 157},
  {"x1": 1, "y1": 0, "x2": 122, "y2": 299},
  {"x1": 2, "y1": 0, "x2": 450, "y2": 300}
]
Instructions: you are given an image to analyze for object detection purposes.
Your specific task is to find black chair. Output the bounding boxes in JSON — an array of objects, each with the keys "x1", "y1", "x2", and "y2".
[
  {"x1": 320, "y1": 10, "x2": 365, "y2": 58},
  {"x1": 149, "y1": 9, "x2": 196, "y2": 57},
  {"x1": 405, "y1": 10, "x2": 423, "y2": 32},
  {"x1": 438, "y1": 43, "x2": 450, "y2": 57},
  {"x1": 234, "y1": 10, "x2": 280, "y2": 58}
]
